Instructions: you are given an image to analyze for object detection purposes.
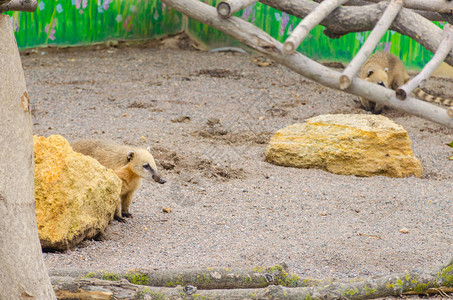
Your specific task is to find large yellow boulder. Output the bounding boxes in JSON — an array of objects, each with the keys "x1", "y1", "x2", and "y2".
[
  {"x1": 265, "y1": 114, "x2": 422, "y2": 178},
  {"x1": 34, "y1": 135, "x2": 122, "y2": 251}
]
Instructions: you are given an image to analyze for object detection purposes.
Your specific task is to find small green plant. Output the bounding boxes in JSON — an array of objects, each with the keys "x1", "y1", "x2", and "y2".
[
  {"x1": 101, "y1": 272, "x2": 121, "y2": 281},
  {"x1": 447, "y1": 141, "x2": 453, "y2": 160},
  {"x1": 125, "y1": 271, "x2": 150, "y2": 285}
]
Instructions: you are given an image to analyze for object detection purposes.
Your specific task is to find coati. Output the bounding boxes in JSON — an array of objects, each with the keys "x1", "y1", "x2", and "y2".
[
  {"x1": 360, "y1": 51, "x2": 453, "y2": 114},
  {"x1": 71, "y1": 139, "x2": 165, "y2": 222}
]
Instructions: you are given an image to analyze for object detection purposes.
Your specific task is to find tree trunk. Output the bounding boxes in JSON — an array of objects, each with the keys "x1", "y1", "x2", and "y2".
[{"x1": 0, "y1": 15, "x2": 55, "y2": 299}]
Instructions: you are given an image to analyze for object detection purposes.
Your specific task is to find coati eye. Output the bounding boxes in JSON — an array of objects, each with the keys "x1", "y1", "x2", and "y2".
[
  {"x1": 378, "y1": 81, "x2": 385, "y2": 87},
  {"x1": 143, "y1": 163, "x2": 150, "y2": 169}
]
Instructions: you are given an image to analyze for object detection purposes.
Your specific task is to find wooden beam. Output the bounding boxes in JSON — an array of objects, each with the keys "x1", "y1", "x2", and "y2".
[
  {"x1": 259, "y1": 0, "x2": 453, "y2": 67},
  {"x1": 397, "y1": 24, "x2": 453, "y2": 100},
  {"x1": 354, "y1": 0, "x2": 453, "y2": 13},
  {"x1": 339, "y1": 0, "x2": 405, "y2": 90},
  {"x1": 283, "y1": 0, "x2": 350, "y2": 54},
  {"x1": 217, "y1": 0, "x2": 257, "y2": 18}
]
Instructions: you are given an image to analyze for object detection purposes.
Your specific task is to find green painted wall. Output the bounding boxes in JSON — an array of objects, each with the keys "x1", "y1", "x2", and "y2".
[
  {"x1": 5, "y1": 0, "x2": 446, "y2": 68},
  {"x1": 7, "y1": 0, "x2": 181, "y2": 48}
]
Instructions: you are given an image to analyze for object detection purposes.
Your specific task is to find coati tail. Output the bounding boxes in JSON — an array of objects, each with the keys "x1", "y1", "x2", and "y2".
[{"x1": 413, "y1": 88, "x2": 453, "y2": 106}]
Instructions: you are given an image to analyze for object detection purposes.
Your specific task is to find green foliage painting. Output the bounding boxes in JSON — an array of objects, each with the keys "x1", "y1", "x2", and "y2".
[
  {"x1": 7, "y1": 0, "x2": 181, "y2": 48},
  {"x1": 5, "y1": 0, "x2": 446, "y2": 68}
]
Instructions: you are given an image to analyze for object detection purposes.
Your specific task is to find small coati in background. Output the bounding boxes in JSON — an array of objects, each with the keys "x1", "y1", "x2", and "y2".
[
  {"x1": 71, "y1": 139, "x2": 165, "y2": 222},
  {"x1": 360, "y1": 51, "x2": 453, "y2": 114}
]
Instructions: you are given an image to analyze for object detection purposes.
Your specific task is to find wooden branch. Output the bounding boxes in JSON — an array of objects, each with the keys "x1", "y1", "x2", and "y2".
[
  {"x1": 217, "y1": 0, "x2": 257, "y2": 18},
  {"x1": 259, "y1": 0, "x2": 453, "y2": 67},
  {"x1": 354, "y1": 0, "x2": 453, "y2": 13},
  {"x1": 342, "y1": 0, "x2": 453, "y2": 22},
  {"x1": 0, "y1": 0, "x2": 36, "y2": 13},
  {"x1": 339, "y1": 0, "x2": 405, "y2": 89},
  {"x1": 49, "y1": 260, "x2": 453, "y2": 299},
  {"x1": 397, "y1": 24, "x2": 453, "y2": 100},
  {"x1": 49, "y1": 266, "x2": 286, "y2": 290},
  {"x1": 164, "y1": 0, "x2": 453, "y2": 127},
  {"x1": 283, "y1": 0, "x2": 350, "y2": 54}
]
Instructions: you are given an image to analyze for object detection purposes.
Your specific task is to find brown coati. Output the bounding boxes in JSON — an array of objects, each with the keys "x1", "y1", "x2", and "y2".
[
  {"x1": 71, "y1": 139, "x2": 165, "y2": 222},
  {"x1": 360, "y1": 51, "x2": 453, "y2": 114}
]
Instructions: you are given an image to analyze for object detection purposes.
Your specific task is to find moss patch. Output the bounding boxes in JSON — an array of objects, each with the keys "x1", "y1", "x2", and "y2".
[
  {"x1": 101, "y1": 272, "x2": 121, "y2": 281},
  {"x1": 125, "y1": 272, "x2": 150, "y2": 285},
  {"x1": 439, "y1": 264, "x2": 453, "y2": 286},
  {"x1": 267, "y1": 264, "x2": 301, "y2": 287}
]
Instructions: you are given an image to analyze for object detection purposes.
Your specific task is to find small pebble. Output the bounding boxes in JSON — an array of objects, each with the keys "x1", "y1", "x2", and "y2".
[
  {"x1": 162, "y1": 207, "x2": 172, "y2": 213},
  {"x1": 400, "y1": 228, "x2": 409, "y2": 234}
]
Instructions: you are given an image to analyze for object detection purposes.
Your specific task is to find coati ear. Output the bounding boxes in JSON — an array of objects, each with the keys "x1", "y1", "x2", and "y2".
[
  {"x1": 367, "y1": 70, "x2": 374, "y2": 77},
  {"x1": 127, "y1": 151, "x2": 135, "y2": 162},
  {"x1": 384, "y1": 67, "x2": 389, "y2": 73}
]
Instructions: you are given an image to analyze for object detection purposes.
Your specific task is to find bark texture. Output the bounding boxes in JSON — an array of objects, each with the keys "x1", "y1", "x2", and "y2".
[
  {"x1": 397, "y1": 24, "x2": 453, "y2": 99},
  {"x1": 259, "y1": 0, "x2": 453, "y2": 67},
  {"x1": 162, "y1": 0, "x2": 453, "y2": 128},
  {"x1": 0, "y1": 15, "x2": 55, "y2": 299},
  {"x1": 0, "y1": 0, "x2": 37, "y2": 13},
  {"x1": 49, "y1": 262, "x2": 453, "y2": 299}
]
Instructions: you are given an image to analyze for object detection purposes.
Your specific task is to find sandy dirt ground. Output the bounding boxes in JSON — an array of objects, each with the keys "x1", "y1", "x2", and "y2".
[{"x1": 22, "y1": 39, "x2": 453, "y2": 283}]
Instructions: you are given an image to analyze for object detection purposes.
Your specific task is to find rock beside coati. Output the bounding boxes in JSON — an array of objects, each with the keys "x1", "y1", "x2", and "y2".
[
  {"x1": 71, "y1": 139, "x2": 165, "y2": 222},
  {"x1": 360, "y1": 51, "x2": 453, "y2": 114}
]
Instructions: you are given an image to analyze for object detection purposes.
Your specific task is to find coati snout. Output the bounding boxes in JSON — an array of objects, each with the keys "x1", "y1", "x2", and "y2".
[
  {"x1": 141, "y1": 161, "x2": 166, "y2": 184},
  {"x1": 153, "y1": 175, "x2": 166, "y2": 184}
]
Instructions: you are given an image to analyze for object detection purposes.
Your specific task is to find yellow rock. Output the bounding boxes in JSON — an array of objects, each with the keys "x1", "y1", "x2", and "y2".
[
  {"x1": 265, "y1": 114, "x2": 422, "y2": 178},
  {"x1": 34, "y1": 135, "x2": 122, "y2": 251}
]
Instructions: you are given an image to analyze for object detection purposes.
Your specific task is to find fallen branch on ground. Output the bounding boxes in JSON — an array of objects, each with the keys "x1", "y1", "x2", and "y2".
[{"x1": 50, "y1": 260, "x2": 453, "y2": 299}]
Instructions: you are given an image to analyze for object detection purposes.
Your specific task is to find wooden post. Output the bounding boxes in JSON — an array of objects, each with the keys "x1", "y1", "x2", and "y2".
[
  {"x1": 217, "y1": 0, "x2": 257, "y2": 18},
  {"x1": 339, "y1": 0, "x2": 405, "y2": 90},
  {"x1": 396, "y1": 24, "x2": 453, "y2": 100},
  {"x1": 282, "y1": 0, "x2": 349, "y2": 54}
]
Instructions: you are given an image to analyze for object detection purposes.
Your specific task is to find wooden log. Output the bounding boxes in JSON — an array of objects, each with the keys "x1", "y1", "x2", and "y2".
[
  {"x1": 49, "y1": 266, "x2": 287, "y2": 290},
  {"x1": 339, "y1": 0, "x2": 405, "y2": 90},
  {"x1": 396, "y1": 24, "x2": 453, "y2": 100},
  {"x1": 217, "y1": 0, "x2": 257, "y2": 18},
  {"x1": 340, "y1": 0, "x2": 452, "y2": 22},
  {"x1": 352, "y1": 0, "x2": 453, "y2": 13},
  {"x1": 259, "y1": 0, "x2": 453, "y2": 67},
  {"x1": 0, "y1": 0, "x2": 36, "y2": 13},
  {"x1": 49, "y1": 259, "x2": 453, "y2": 299},
  {"x1": 163, "y1": 0, "x2": 453, "y2": 128},
  {"x1": 343, "y1": 0, "x2": 453, "y2": 22},
  {"x1": 282, "y1": 0, "x2": 350, "y2": 54}
]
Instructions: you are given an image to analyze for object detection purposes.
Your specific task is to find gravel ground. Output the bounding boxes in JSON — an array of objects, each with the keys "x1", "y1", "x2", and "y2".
[{"x1": 23, "y1": 39, "x2": 453, "y2": 281}]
